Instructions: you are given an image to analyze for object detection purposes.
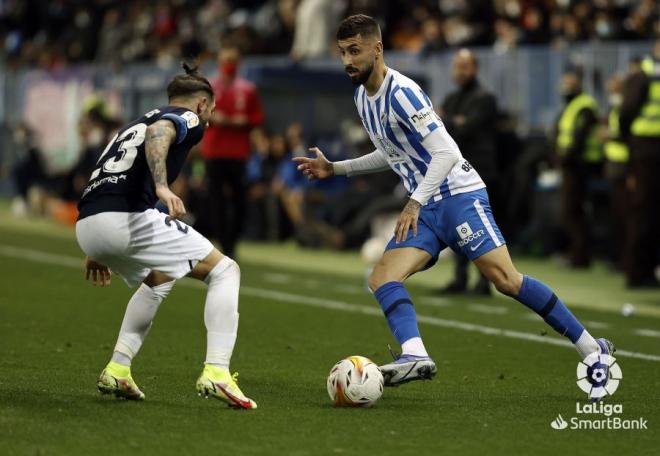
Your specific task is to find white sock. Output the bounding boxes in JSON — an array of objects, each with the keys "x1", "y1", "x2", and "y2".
[
  {"x1": 401, "y1": 337, "x2": 429, "y2": 357},
  {"x1": 575, "y1": 330, "x2": 599, "y2": 359},
  {"x1": 112, "y1": 281, "x2": 174, "y2": 366},
  {"x1": 111, "y1": 351, "x2": 132, "y2": 366},
  {"x1": 204, "y1": 257, "x2": 241, "y2": 369}
]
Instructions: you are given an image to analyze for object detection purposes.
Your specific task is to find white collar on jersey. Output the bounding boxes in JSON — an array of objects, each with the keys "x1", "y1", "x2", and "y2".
[{"x1": 365, "y1": 67, "x2": 393, "y2": 101}]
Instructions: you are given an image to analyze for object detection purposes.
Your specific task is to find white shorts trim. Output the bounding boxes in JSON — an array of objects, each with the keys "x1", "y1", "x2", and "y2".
[{"x1": 473, "y1": 199, "x2": 502, "y2": 248}]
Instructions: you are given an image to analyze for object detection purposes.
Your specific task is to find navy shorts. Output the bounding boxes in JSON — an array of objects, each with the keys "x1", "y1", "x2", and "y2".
[{"x1": 385, "y1": 189, "x2": 506, "y2": 270}]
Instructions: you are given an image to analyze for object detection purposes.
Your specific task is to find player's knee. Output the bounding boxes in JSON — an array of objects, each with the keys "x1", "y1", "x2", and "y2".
[
  {"x1": 205, "y1": 256, "x2": 240, "y2": 284},
  {"x1": 144, "y1": 271, "x2": 174, "y2": 290},
  {"x1": 490, "y1": 269, "x2": 523, "y2": 296},
  {"x1": 367, "y1": 271, "x2": 382, "y2": 292},
  {"x1": 368, "y1": 261, "x2": 403, "y2": 292},
  {"x1": 141, "y1": 279, "x2": 174, "y2": 300},
  {"x1": 226, "y1": 257, "x2": 240, "y2": 279}
]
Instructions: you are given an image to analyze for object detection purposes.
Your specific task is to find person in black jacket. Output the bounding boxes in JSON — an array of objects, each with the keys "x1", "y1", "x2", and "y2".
[
  {"x1": 439, "y1": 48, "x2": 499, "y2": 295},
  {"x1": 619, "y1": 42, "x2": 660, "y2": 288}
]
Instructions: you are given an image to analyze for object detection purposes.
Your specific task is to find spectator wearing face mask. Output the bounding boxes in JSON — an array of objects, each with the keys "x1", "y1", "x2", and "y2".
[{"x1": 201, "y1": 42, "x2": 264, "y2": 259}]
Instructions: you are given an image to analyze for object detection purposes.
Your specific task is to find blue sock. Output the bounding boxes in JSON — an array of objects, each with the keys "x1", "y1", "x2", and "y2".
[
  {"x1": 515, "y1": 275, "x2": 584, "y2": 343},
  {"x1": 373, "y1": 282, "x2": 421, "y2": 345}
]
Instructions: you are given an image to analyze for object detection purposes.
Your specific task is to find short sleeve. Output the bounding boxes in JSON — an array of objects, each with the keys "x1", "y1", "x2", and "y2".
[
  {"x1": 390, "y1": 86, "x2": 441, "y2": 142},
  {"x1": 161, "y1": 111, "x2": 201, "y2": 144}
]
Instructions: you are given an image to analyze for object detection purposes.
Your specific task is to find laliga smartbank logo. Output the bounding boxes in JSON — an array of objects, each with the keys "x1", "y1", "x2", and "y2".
[
  {"x1": 550, "y1": 354, "x2": 648, "y2": 431},
  {"x1": 576, "y1": 351, "x2": 622, "y2": 400}
]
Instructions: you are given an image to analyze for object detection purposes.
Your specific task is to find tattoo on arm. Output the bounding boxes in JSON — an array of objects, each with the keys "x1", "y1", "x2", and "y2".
[{"x1": 145, "y1": 120, "x2": 176, "y2": 187}]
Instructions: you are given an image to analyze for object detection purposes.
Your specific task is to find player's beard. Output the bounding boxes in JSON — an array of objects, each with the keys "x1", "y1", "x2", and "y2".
[{"x1": 347, "y1": 61, "x2": 374, "y2": 86}]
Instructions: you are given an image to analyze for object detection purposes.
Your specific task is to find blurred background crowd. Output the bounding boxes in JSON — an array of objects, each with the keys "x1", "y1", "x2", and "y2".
[
  {"x1": 1, "y1": 0, "x2": 659, "y2": 292},
  {"x1": 2, "y1": 0, "x2": 659, "y2": 68}
]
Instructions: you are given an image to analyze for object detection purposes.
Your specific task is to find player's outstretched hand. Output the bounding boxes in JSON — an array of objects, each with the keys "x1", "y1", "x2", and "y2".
[
  {"x1": 395, "y1": 199, "x2": 422, "y2": 244},
  {"x1": 292, "y1": 147, "x2": 334, "y2": 180},
  {"x1": 156, "y1": 185, "x2": 186, "y2": 219},
  {"x1": 85, "y1": 256, "x2": 112, "y2": 287}
]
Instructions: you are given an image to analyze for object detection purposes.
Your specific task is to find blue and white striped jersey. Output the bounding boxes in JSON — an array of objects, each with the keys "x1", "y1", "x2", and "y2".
[{"x1": 354, "y1": 68, "x2": 485, "y2": 202}]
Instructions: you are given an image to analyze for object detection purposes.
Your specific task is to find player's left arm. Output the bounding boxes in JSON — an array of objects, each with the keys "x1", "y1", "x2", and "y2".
[{"x1": 145, "y1": 119, "x2": 186, "y2": 219}]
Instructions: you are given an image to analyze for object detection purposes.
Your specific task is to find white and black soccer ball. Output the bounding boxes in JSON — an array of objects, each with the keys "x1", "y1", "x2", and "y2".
[{"x1": 326, "y1": 356, "x2": 384, "y2": 407}]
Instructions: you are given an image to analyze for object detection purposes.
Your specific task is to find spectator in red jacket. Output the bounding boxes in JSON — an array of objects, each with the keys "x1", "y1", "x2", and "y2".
[{"x1": 201, "y1": 43, "x2": 264, "y2": 258}]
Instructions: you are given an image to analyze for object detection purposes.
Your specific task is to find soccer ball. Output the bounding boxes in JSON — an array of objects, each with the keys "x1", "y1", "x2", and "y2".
[{"x1": 326, "y1": 355, "x2": 384, "y2": 407}]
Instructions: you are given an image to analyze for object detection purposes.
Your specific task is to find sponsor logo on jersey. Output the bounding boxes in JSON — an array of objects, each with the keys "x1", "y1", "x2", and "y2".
[
  {"x1": 409, "y1": 107, "x2": 437, "y2": 130},
  {"x1": 82, "y1": 174, "x2": 127, "y2": 198},
  {"x1": 181, "y1": 111, "x2": 199, "y2": 128},
  {"x1": 377, "y1": 137, "x2": 405, "y2": 163}
]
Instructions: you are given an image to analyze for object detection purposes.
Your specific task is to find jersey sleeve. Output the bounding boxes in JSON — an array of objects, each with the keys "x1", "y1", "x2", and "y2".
[
  {"x1": 161, "y1": 110, "x2": 202, "y2": 144},
  {"x1": 390, "y1": 86, "x2": 441, "y2": 142}
]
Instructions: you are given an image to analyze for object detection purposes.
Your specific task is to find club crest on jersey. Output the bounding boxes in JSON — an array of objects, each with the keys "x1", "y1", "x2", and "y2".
[
  {"x1": 409, "y1": 107, "x2": 437, "y2": 130},
  {"x1": 181, "y1": 111, "x2": 199, "y2": 128}
]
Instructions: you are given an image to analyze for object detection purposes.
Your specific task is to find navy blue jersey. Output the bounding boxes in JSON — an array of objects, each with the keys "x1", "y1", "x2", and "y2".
[{"x1": 78, "y1": 106, "x2": 204, "y2": 219}]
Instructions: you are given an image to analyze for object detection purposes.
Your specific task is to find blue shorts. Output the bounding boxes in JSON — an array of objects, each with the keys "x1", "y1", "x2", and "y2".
[{"x1": 385, "y1": 189, "x2": 506, "y2": 270}]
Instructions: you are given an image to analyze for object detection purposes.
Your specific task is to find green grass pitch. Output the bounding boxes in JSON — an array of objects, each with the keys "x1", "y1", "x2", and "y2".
[{"x1": 1, "y1": 213, "x2": 659, "y2": 455}]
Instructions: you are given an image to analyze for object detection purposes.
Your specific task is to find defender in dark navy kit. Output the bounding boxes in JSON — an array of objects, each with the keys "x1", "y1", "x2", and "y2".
[
  {"x1": 75, "y1": 63, "x2": 258, "y2": 409},
  {"x1": 78, "y1": 105, "x2": 205, "y2": 219}
]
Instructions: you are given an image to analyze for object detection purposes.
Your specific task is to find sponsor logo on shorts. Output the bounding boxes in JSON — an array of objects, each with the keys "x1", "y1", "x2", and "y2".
[
  {"x1": 456, "y1": 222, "x2": 485, "y2": 248},
  {"x1": 456, "y1": 222, "x2": 473, "y2": 239},
  {"x1": 457, "y1": 229, "x2": 485, "y2": 247},
  {"x1": 470, "y1": 239, "x2": 486, "y2": 251}
]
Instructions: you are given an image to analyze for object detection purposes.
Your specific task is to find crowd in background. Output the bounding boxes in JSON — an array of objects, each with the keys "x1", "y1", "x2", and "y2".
[{"x1": 1, "y1": 0, "x2": 659, "y2": 69}]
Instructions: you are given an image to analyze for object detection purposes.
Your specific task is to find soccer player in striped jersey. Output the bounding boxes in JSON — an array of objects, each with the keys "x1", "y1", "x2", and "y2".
[{"x1": 294, "y1": 15, "x2": 615, "y2": 390}]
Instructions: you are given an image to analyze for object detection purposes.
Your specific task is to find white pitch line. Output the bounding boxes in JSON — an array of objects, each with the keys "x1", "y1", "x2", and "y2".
[
  {"x1": 333, "y1": 284, "x2": 364, "y2": 295},
  {"x1": 262, "y1": 273, "x2": 293, "y2": 284},
  {"x1": 2, "y1": 244, "x2": 660, "y2": 364},
  {"x1": 635, "y1": 329, "x2": 660, "y2": 338},
  {"x1": 302, "y1": 278, "x2": 320, "y2": 288},
  {"x1": 0, "y1": 244, "x2": 83, "y2": 269},
  {"x1": 467, "y1": 304, "x2": 509, "y2": 315},
  {"x1": 584, "y1": 320, "x2": 610, "y2": 329},
  {"x1": 418, "y1": 297, "x2": 452, "y2": 308}
]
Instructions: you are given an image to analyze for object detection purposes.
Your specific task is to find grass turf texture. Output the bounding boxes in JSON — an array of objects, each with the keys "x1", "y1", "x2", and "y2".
[{"x1": 1, "y1": 215, "x2": 659, "y2": 455}]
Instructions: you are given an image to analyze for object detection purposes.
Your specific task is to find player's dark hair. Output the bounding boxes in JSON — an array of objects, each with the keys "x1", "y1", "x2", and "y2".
[
  {"x1": 166, "y1": 62, "x2": 214, "y2": 100},
  {"x1": 336, "y1": 14, "x2": 381, "y2": 41}
]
